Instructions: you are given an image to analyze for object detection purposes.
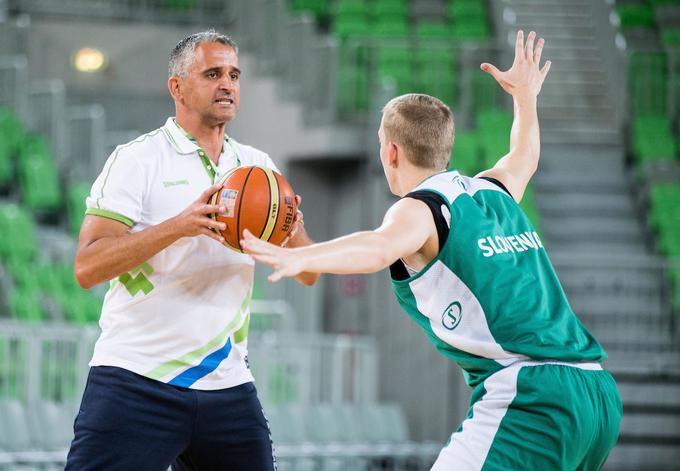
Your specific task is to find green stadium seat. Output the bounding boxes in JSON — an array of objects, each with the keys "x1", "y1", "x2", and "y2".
[
  {"x1": 476, "y1": 109, "x2": 512, "y2": 168},
  {"x1": 10, "y1": 286, "x2": 44, "y2": 322},
  {"x1": 629, "y1": 51, "x2": 668, "y2": 116},
  {"x1": 334, "y1": 0, "x2": 366, "y2": 16},
  {"x1": 369, "y1": 1, "x2": 408, "y2": 20},
  {"x1": 451, "y1": 19, "x2": 489, "y2": 40},
  {"x1": 661, "y1": 28, "x2": 680, "y2": 47},
  {"x1": 448, "y1": 0, "x2": 486, "y2": 19},
  {"x1": 68, "y1": 182, "x2": 90, "y2": 236},
  {"x1": 415, "y1": 22, "x2": 456, "y2": 40},
  {"x1": 334, "y1": 13, "x2": 371, "y2": 40},
  {"x1": 290, "y1": 0, "x2": 328, "y2": 17},
  {"x1": 0, "y1": 203, "x2": 37, "y2": 262},
  {"x1": 337, "y1": 65, "x2": 369, "y2": 112},
  {"x1": 471, "y1": 72, "x2": 501, "y2": 112},
  {"x1": 414, "y1": 72, "x2": 457, "y2": 107},
  {"x1": 17, "y1": 134, "x2": 61, "y2": 212},
  {"x1": 0, "y1": 108, "x2": 24, "y2": 187},
  {"x1": 632, "y1": 115, "x2": 676, "y2": 166},
  {"x1": 450, "y1": 131, "x2": 481, "y2": 175},
  {"x1": 616, "y1": 4, "x2": 655, "y2": 31},
  {"x1": 369, "y1": 20, "x2": 409, "y2": 38}
]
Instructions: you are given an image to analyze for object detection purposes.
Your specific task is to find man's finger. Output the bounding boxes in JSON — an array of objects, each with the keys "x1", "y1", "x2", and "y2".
[
  {"x1": 525, "y1": 31, "x2": 536, "y2": 63},
  {"x1": 534, "y1": 37, "x2": 545, "y2": 65},
  {"x1": 541, "y1": 60, "x2": 552, "y2": 78},
  {"x1": 200, "y1": 182, "x2": 223, "y2": 201},
  {"x1": 480, "y1": 63, "x2": 503, "y2": 83},
  {"x1": 295, "y1": 194, "x2": 302, "y2": 206},
  {"x1": 515, "y1": 30, "x2": 524, "y2": 60},
  {"x1": 268, "y1": 271, "x2": 283, "y2": 283}
]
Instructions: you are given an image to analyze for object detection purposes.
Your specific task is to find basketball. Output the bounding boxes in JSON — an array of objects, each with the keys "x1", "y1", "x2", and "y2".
[{"x1": 209, "y1": 166, "x2": 297, "y2": 252}]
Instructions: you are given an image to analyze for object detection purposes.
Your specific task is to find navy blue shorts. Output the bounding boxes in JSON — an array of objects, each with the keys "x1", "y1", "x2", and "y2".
[{"x1": 65, "y1": 366, "x2": 276, "y2": 471}]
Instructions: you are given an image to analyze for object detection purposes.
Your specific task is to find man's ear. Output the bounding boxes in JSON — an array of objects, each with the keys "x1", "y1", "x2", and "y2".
[
  {"x1": 168, "y1": 76, "x2": 181, "y2": 101},
  {"x1": 388, "y1": 142, "x2": 399, "y2": 168}
]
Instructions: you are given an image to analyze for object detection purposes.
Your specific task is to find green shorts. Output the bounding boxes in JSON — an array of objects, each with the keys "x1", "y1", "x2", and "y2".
[{"x1": 432, "y1": 361, "x2": 622, "y2": 471}]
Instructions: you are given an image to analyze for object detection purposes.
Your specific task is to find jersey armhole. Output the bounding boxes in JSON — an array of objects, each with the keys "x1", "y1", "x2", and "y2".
[
  {"x1": 480, "y1": 176, "x2": 512, "y2": 197},
  {"x1": 389, "y1": 190, "x2": 450, "y2": 281}
]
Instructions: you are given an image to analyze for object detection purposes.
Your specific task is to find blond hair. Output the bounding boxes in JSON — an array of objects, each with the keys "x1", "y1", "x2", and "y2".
[{"x1": 381, "y1": 94, "x2": 454, "y2": 170}]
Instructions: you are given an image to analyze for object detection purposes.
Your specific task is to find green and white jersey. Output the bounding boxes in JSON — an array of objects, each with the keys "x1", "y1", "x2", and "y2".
[
  {"x1": 85, "y1": 117, "x2": 279, "y2": 390},
  {"x1": 390, "y1": 170, "x2": 606, "y2": 387}
]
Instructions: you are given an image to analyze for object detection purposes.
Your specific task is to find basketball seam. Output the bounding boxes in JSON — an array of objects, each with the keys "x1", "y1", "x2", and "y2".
[
  {"x1": 259, "y1": 168, "x2": 280, "y2": 243},
  {"x1": 271, "y1": 173, "x2": 283, "y2": 242},
  {"x1": 257, "y1": 167, "x2": 272, "y2": 240},
  {"x1": 236, "y1": 167, "x2": 255, "y2": 252}
]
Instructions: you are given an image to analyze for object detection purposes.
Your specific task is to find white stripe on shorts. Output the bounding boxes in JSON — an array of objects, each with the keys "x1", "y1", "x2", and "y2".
[{"x1": 430, "y1": 361, "x2": 602, "y2": 471}]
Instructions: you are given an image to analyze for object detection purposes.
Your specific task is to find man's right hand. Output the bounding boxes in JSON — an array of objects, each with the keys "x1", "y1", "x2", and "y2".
[
  {"x1": 168, "y1": 182, "x2": 227, "y2": 244},
  {"x1": 479, "y1": 30, "x2": 551, "y2": 105}
]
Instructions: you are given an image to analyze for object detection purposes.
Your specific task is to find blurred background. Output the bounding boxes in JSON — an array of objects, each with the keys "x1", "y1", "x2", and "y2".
[{"x1": 0, "y1": 0, "x2": 679, "y2": 469}]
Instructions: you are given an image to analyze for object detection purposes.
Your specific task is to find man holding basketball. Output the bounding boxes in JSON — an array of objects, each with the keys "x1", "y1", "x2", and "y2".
[
  {"x1": 67, "y1": 30, "x2": 317, "y2": 470},
  {"x1": 243, "y1": 31, "x2": 622, "y2": 470}
]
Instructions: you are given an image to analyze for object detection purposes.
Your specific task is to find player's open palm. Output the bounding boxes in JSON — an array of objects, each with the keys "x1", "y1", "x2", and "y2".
[
  {"x1": 480, "y1": 30, "x2": 551, "y2": 103},
  {"x1": 241, "y1": 229, "x2": 304, "y2": 282}
]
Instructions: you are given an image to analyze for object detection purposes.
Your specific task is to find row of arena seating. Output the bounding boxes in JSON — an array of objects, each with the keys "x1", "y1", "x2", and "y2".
[{"x1": 614, "y1": 1, "x2": 680, "y2": 310}]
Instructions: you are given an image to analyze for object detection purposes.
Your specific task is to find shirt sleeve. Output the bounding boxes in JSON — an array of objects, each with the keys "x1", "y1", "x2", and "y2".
[{"x1": 85, "y1": 145, "x2": 145, "y2": 227}]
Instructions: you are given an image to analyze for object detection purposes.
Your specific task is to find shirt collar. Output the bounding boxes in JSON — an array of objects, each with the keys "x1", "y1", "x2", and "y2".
[
  {"x1": 162, "y1": 117, "x2": 231, "y2": 155},
  {"x1": 163, "y1": 117, "x2": 199, "y2": 155}
]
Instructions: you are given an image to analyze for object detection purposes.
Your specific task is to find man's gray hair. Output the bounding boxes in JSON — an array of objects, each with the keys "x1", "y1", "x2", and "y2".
[{"x1": 168, "y1": 29, "x2": 238, "y2": 78}]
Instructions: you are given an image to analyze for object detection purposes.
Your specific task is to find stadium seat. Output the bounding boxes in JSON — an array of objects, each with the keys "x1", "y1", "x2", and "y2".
[
  {"x1": 67, "y1": 182, "x2": 90, "y2": 236},
  {"x1": 616, "y1": 4, "x2": 656, "y2": 31},
  {"x1": 415, "y1": 22, "x2": 456, "y2": 40},
  {"x1": 0, "y1": 203, "x2": 37, "y2": 262},
  {"x1": 632, "y1": 115, "x2": 676, "y2": 166},
  {"x1": 450, "y1": 131, "x2": 481, "y2": 176},
  {"x1": 476, "y1": 109, "x2": 512, "y2": 168},
  {"x1": 629, "y1": 51, "x2": 668, "y2": 116},
  {"x1": 290, "y1": 0, "x2": 328, "y2": 18},
  {"x1": 17, "y1": 135, "x2": 61, "y2": 213}
]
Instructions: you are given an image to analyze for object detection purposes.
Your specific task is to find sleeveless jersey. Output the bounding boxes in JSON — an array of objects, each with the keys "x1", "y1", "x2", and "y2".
[{"x1": 390, "y1": 170, "x2": 606, "y2": 387}]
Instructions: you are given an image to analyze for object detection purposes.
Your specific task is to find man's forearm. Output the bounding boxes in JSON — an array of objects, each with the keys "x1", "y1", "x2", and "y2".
[
  {"x1": 75, "y1": 218, "x2": 182, "y2": 289},
  {"x1": 509, "y1": 96, "x2": 540, "y2": 173},
  {"x1": 294, "y1": 231, "x2": 393, "y2": 276},
  {"x1": 285, "y1": 225, "x2": 321, "y2": 285}
]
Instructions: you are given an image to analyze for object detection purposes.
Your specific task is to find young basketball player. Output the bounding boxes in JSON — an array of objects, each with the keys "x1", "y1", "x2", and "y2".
[{"x1": 242, "y1": 31, "x2": 622, "y2": 470}]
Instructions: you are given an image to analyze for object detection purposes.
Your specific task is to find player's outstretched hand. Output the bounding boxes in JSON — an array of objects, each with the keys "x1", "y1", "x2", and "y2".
[
  {"x1": 241, "y1": 229, "x2": 304, "y2": 282},
  {"x1": 480, "y1": 30, "x2": 551, "y2": 104},
  {"x1": 280, "y1": 195, "x2": 304, "y2": 248},
  {"x1": 169, "y1": 182, "x2": 227, "y2": 243}
]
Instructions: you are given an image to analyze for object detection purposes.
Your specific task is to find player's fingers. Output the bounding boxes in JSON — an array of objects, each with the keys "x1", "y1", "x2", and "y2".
[
  {"x1": 534, "y1": 37, "x2": 545, "y2": 65},
  {"x1": 480, "y1": 63, "x2": 503, "y2": 83},
  {"x1": 540, "y1": 60, "x2": 552, "y2": 78},
  {"x1": 199, "y1": 204, "x2": 225, "y2": 214},
  {"x1": 268, "y1": 270, "x2": 283, "y2": 283},
  {"x1": 515, "y1": 30, "x2": 524, "y2": 60},
  {"x1": 295, "y1": 194, "x2": 302, "y2": 206},
  {"x1": 202, "y1": 228, "x2": 224, "y2": 244},
  {"x1": 200, "y1": 182, "x2": 223, "y2": 201},
  {"x1": 251, "y1": 253, "x2": 279, "y2": 266},
  {"x1": 205, "y1": 218, "x2": 226, "y2": 231},
  {"x1": 525, "y1": 31, "x2": 535, "y2": 63}
]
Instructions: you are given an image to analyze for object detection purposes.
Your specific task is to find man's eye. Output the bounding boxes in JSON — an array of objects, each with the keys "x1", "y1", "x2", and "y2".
[
  {"x1": 208, "y1": 72, "x2": 217, "y2": 78},
  {"x1": 231, "y1": 74, "x2": 239, "y2": 81}
]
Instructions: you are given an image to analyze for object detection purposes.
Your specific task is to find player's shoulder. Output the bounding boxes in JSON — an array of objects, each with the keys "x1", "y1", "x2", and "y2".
[
  {"x1": 230, "y1": 139, "x2": 274, "y2": 167},
  {"x1": 112, "y1": 127, "x2": 167, "y2": 157}
]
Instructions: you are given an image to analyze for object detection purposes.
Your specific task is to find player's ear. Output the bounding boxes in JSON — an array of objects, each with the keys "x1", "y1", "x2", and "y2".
[
  {"x1": 388, "y1": 142, "x2": 399, "y2": 168},
  {"x1": 168, "y1": 76, "x2": 181, "y2": 100}
]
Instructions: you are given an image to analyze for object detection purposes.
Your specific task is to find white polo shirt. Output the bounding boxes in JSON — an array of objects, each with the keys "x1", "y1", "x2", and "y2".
[{"x1": 85, "y1": 117, "x2": 279, "y2": 390}]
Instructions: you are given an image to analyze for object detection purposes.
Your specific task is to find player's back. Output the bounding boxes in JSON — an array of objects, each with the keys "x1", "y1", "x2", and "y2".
[{"x1": 390, "y1": 170, "x2": 606, "y2": 387}]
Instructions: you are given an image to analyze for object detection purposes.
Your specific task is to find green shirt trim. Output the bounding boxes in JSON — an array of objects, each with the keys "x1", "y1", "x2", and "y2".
[{"x1": 85, "y1": 208, "x2": 135, "y2": 227}]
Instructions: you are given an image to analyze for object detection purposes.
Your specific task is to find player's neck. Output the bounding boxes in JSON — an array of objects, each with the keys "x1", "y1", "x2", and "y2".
[
  {"x1": 175, "y1": 114, "x2": 227, "y2": 164},
  {"x1": 398, "y1": 166, "x2": 440, "y2": 196}
]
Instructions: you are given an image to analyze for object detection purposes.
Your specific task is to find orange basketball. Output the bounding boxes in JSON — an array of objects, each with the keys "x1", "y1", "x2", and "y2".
[{"x1": 208, "y1": 166, "x2": 297, "y2": 252}]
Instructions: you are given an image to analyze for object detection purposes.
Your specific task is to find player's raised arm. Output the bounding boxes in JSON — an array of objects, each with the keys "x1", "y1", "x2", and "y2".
[
  {"x1": 241, "y1": 197, "x2": 436, "y2": 282},
  {"x1": 475, "y1": 30, "x2": 551, "y2": 203}
]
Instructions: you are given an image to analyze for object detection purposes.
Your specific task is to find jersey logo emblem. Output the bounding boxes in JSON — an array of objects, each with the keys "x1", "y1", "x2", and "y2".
[
  {"x1": 441, "y1": 301, "x2": 462, "y2": 330},
  {"x1": 452, "y1": 175, "x2": 467, "y2": 191}
]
